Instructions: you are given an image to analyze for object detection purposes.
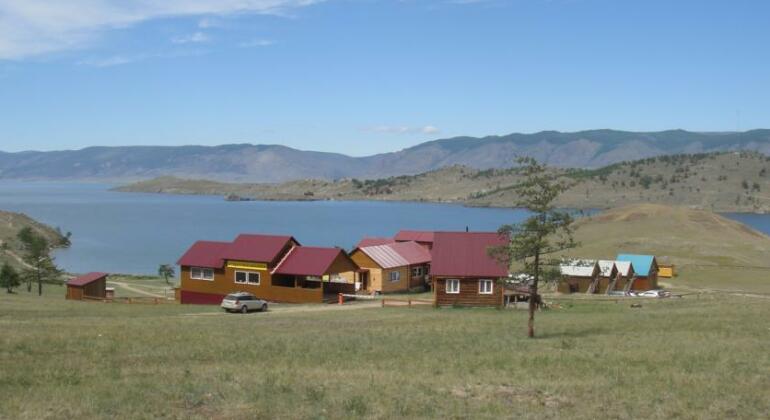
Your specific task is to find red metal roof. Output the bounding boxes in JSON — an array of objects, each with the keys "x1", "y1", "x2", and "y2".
[
  {"x1": 394, "y1": 230, "x2": 435, "y2": 243},
  {"x1": 67, "y1": 272, "x2": 108, "y2": 287},
  {"x1": 356, "y1": 237, "x2": 396, "y2": 248},
  {"x1": 359, "y1": 241, "x2": 432, "y2": 269},
  {"x1": 272, "y1": 246, "x2": 349, "y2": 276},
  {"x1": 225, "y1": 234, "x2": 297, "y2": 263},
  {"x1": 177, "y1": 240, "x2": 230, "y2": 268},
  {"x1": 430, "y1": 232, "x2": 509, "y2": 278}
]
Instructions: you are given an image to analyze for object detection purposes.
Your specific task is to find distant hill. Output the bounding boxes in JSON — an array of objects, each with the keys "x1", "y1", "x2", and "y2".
[
  {"x1": 117, "y1": 151, "x2": 770, "y2": 213},
  {"x1": 2, "y1": 129, "x2": 769, "y2": 182},
  {"x1": 0, "y1": 210, "x2": 69, "y2": 272}
]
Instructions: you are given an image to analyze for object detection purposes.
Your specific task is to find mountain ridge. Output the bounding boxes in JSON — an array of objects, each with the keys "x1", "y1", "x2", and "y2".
[{"x1": 1, "y1": 129, "x2": 769, "y2": 182}]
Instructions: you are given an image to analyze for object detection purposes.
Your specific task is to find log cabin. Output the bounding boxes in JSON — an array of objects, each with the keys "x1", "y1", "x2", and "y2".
[
  {"x1": 595, "y1": 260, "x2": 619, "y2": 294},
  {"x1": 607, "y1": 261, "x2": 635, "y2": 293},
  {"x1": 350, "y1": 241, "x2": 431, "y2": 293},
  {"x1": 430, "y1": 232, "x2": 509, "y2": 308},
  {"x1": 557, "y1": 260, "x2": 600, "y2": 293},
  {"x1": 177, "y1": 234, "x2": 360, "y2": 304},
  {"x1": 66, "y1": 272, "x2": 108, "y2": 300},
  {"x1": 616, "y1": 254, "x2": 659, "y2": 291}
]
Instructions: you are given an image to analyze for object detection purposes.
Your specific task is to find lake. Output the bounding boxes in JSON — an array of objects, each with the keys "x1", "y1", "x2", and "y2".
[
  {"x1": 0, "y1": 182, "x2": 538, "y2": 275},
  {"x1": 1, "y1": 182, "x2": 768, "y2": 275}
]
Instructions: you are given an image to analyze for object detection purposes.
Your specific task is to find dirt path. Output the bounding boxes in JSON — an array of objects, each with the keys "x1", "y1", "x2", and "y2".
[
  {"x1": 0, "y1": 246, "x2": 35, "y2": 270},
  {"x1": 182, "y1": 301, "x2": 381, "y2": 317},
  {"x1": 108, "y1": 281, "x2": 169, "y2": 299}
]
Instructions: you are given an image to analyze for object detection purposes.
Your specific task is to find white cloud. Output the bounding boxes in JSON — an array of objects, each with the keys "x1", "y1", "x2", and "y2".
[
  {"x1": 77, "y1": 49, "x2": 209, "y2": 67},
  {"x1": 364, "y1": 125, "x2": 442, "y2": 135},
  {"x1": 0, "y1": 0, "x2": 324, "y2": 60},
  {"x1": 239, "y1": 39, "x2": 276, "y2": 48},
  {"x1": 78, "y1": 54, "x2": 142, "y2": 67},
  {"x1": 420, "y1": 125, "x2": 441, "y2": 134},
  {"x1": 172, "y1": 31, "x2": 209, "y2": 44}
]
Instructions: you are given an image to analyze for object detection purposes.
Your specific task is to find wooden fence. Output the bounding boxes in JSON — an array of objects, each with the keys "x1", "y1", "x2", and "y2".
[
  {"x1": 381, "y1": 298, "x2": 433, "y2": 308},
  {"x1": 82, "y1": 295, "x2": 175, "y2": 304}
]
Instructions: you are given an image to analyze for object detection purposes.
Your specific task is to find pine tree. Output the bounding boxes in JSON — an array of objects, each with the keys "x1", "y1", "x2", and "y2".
[{"x1": 489, "y1": 157, "x2": 577, "y2": 338}]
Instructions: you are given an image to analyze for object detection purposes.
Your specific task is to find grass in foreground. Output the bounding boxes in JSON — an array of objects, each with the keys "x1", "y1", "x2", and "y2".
[{"x1": 1, "y1": 288, "x2": 768, "y2": 419}]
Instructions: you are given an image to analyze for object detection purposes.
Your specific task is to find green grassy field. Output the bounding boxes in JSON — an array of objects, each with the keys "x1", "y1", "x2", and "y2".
[{"x1": 1, "y1": 286, "x2": 768, "y2": 419}]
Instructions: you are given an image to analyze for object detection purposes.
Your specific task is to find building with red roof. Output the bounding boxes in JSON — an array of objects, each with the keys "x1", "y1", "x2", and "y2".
[
  {"x1": 66, "y1": 272, "x2": 109, "y2": 300},
  {"x1": 355, "y1": 237, "x2": 396, "y2": 249},
  {"x1": 431, "y1": 232, "x2": 510, "y2": 308},
  {"x1": 176, "y1": 234, "x2": 360, "y2": 304},
  {"x1": 394, "y1": 230, "x2": 435, "y2": 249},
  {"x1": 350, "y1": 241, "x2": 432, "y2": 293}
]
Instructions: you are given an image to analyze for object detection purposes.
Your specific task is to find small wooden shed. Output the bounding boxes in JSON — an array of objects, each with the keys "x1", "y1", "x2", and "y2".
[
  {"x1": 66, "y1": 272, "x2": 109, "y2": 300},
  {"x1": 658, "y1": 264, "x2": 675, "y2": 278},
  {"x1": 558, "y1": 260, "x2": 599, "y2": 293}
]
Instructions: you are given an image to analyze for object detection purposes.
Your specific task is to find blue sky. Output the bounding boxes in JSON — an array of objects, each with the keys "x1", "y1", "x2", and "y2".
[{"x1": 0, "y1": 0, "x2": 768, "y2": 155}]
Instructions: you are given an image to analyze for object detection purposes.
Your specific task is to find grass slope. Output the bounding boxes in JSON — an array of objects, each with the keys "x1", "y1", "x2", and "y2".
[
  {"x1": 563, "y1": 204, "x2": 770, "y2": 294},
  {"x1": 1, "y1": 287, "x2": 768, "y2": 419},
  {"x1": 0, "y1": 210, "x2": 68, "y2": 272},
  {"x1": 116, "y1": 152, "x2": 770, "y2": 212}
]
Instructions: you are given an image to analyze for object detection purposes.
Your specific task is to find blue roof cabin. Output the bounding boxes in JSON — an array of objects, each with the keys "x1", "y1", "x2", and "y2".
[{"x1": 616, "y1": 254, "x2": 659, "y2": 291}]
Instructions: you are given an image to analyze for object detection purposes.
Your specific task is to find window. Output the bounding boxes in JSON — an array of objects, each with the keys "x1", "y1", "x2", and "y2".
[
  {"x1": 411, "y1": 266, "x2": 423, "y2": 277},
  {"x1": 190, "y1": 267, "x2": 214, "y2": 281},
  {"x1": 479, "y1": 279, "x2": 494, "y2": 294},
  {"x1": 234, "y1": 271, "x2": 260, "y2": 285},
  {"x1": 389, "y1": 271, "x2": 401, "y2": 282},
  {"x1": 446, "y1": 279, "x2": 460, "y2": 294}
]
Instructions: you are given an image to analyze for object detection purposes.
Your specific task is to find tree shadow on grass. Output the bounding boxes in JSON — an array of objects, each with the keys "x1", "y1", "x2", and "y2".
[{"x1": 536, "y1": 326, "x2": 611, "y2": 340}]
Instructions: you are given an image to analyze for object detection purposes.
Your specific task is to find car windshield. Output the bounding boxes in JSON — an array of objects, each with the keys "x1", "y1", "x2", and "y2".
[{"x1": 225, "y1": 294, "x2": 241, "y2": 300}]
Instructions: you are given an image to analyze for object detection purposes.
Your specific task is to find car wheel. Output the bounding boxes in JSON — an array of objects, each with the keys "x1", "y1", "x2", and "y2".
[
  {"x1": 261, "y1": 303, "x2": 268, "y2": 312},
  {"x1": 240, "y1": 305, "x2": 248, "y2": 314}
]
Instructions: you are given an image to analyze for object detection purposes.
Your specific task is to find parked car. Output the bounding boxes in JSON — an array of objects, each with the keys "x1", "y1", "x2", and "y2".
[
  {"x1": 637, "y1": 289, "x2": 670, "y2": 298},
  {"x1": 221, "y1": 292, "x2": 268, "y2": 313}
]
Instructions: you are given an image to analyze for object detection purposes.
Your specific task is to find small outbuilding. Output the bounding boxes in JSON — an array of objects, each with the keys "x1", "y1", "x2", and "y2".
[
  {"x1": 595, "y1": 260, "x2": 619, "y2": 294},
  {"x1": 616, "y1": 254, "x2": 659, "y2": 291},
  {"x1": 66, "y1": 272, "x2": 109, "y2": 300},
  {"x1": 607, "y1": 261, "x2": 635, "y2": 293},
  {"x1": 658, "y1": 264, "x2": 675, "y2": 278},
  {"x1": 557, "y1": 260, "x2": 599, "y2": 293}
]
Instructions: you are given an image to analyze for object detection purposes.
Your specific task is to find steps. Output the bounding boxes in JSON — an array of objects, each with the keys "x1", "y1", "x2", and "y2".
[
  {"x1": 623, "y1": 276, "x2": 637, "y2": 293},
  {"x1": 586, "y1": 276, "x2": 600, "y2": 294}
]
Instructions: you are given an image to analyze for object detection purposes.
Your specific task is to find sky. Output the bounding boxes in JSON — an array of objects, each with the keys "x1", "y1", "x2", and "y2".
[{"x1": 0, "y1": 0, "x2": 768, "y2": 156}]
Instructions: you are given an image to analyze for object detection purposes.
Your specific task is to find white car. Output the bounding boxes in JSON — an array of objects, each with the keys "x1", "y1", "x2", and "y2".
[
  {"x1": 221, "y1": 292, "x2": 268, "y2": 313},
  {"x1": 637, "y1": 290, "x2": 670, "y2": 298}
]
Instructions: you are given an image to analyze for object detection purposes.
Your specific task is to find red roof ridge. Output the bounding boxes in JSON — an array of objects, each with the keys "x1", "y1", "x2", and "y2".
[
  {"x1": 271, "y1": 245, "x2": 298, "y2": 275},
  {"x1": 272, "y1": 246, "x2": 351, "y2": 277},
  {"x1": 67, "y1": 272, "x2": 109, "y2": 287}
]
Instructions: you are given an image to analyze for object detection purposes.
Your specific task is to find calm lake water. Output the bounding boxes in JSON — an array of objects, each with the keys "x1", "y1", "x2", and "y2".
[
  {"x1": 0, "y1": 182, "x2": 538, "y2": 275},
  {"x1": 1, "y1": 182, "x2": 767, "y2": 275}
]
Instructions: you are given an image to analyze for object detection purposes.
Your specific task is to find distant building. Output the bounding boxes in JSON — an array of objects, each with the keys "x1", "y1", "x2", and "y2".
[
  {"x1": 557, "y1": 260, "x2": 599, "y2": 293},
  {"x1": 66, "y1": 272, "x2": 108, "y2": 300},
  {"x1": 608, "y1": 261, "x2": 635, "y2": 293},
  {"x1": 430, "y1": 232, "x2": 509, "y2": 308},
  {"x1": 350, "y1": 241, "x2": 431, "y2": 293},
  {"x1": 616, "y1": 254, "x2": 659, "y2": 290},
  {"x1": 596, "y1": 260, "x2": 619, "y2": 293},
  {"x1": 177, "y1": 234, "x2": 360, "y2": 304}
]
